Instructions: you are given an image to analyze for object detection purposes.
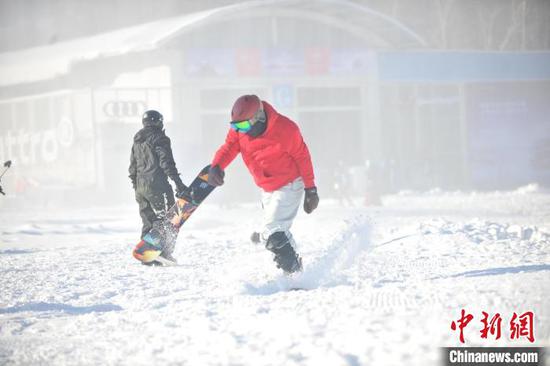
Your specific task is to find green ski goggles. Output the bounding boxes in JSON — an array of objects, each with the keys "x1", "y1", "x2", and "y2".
[
  {"x1": 230, "y1": 107, "x2": 266, "y2": 133},
  {"x1": 230, "y1": 119, "x2": 253, "y2": 133}
]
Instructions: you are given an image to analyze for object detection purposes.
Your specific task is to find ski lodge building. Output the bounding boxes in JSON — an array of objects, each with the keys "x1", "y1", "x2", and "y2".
[{"x1": 0, "y1": 1, "x2": 549, "y2": 205}]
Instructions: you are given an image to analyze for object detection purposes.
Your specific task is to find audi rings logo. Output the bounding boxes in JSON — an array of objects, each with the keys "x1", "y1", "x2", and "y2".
[{"x1": 103, "y1": 100, "x2": 147, "y2": 118}]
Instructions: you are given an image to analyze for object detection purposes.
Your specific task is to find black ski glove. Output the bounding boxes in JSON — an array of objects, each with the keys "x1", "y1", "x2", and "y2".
[
  {"x1": 172, "y1": 177, "x2": 189, "y2": 199},
  {"x1": 208, "y1": 165, "x2": 225, "y2": 186},
  {"x1": 176, "y1": 186, "x2": 197, "y2": 202},
  {"x1": 250, "y1": 231, "x2": 261, "y2": 244},
  {"x1": 304, "y1": 187, "x2": 319, "y2": 214}
]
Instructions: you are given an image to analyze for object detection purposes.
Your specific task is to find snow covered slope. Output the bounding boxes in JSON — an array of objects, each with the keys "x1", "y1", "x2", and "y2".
[{"x1": 1, "y1": 187, "x2": 549, "y2": 365}]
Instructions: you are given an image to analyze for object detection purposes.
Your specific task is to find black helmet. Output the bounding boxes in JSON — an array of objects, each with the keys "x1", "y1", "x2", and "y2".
[{"x1": 142, "y1": 110, "x2": 163, "y2": 128}]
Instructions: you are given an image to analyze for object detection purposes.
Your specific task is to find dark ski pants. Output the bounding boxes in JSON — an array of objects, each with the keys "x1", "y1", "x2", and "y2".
[{"x1": 136, "y1": 188, "x2": 175, "y2": 239}]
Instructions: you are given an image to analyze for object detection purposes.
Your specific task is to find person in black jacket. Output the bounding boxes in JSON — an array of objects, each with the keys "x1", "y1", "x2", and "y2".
[{"x1": 129, "y1": 110, "x2": 187, "y2": 263}]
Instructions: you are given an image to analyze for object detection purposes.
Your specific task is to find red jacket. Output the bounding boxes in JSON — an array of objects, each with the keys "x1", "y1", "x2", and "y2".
[{"x1": 211, "y1": 102, "x2": 315, "y2": 192}]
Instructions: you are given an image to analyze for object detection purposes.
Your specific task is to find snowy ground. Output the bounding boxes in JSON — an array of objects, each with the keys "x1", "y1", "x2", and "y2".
[{"x1": 1, "y1": 186, "x2": 549, "y2": 366}]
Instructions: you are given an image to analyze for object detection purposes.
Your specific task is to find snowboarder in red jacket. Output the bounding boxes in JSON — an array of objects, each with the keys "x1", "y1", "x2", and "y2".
[{"x1": 208, "y1": 95, "x2": 319, "y2": 274}]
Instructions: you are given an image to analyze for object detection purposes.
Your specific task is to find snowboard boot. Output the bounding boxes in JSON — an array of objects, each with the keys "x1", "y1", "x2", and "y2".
[
  {"x1": 266, "y1": 232, "x2": 303, "y2": 274},
  {"x1": 158, "y1": 251, "x2": 178, "y2": 265}
]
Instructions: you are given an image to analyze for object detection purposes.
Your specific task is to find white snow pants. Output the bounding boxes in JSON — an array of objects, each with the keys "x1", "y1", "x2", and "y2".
[{"x1": 260, "y1": 177, "x2": 304, "y2": 247}]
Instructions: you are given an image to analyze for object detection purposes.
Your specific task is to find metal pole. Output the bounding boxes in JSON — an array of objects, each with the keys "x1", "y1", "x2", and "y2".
[{"x1": 0, "y1": 160, "x2": 12, "y2": 179}]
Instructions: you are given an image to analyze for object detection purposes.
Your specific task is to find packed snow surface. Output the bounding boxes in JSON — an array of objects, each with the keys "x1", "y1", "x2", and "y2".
[{"x1": 1, "y1": 187, "x2": 549, "y2": 365}]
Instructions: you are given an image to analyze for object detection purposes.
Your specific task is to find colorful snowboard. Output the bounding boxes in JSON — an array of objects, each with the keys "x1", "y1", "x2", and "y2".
[{"x1": 133, "y1": 164, "x2": 215, "y2": 264}]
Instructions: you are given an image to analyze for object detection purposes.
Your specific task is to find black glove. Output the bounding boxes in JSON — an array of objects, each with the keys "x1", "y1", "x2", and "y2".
[
  {"x1": 304, "y1": 187, "x2": 319, "y2": 214},
  {"x1": 173, "y1": 177, "x2": 189, "y2": 199},
  {"x1": 176, "y1": 187, "x2": 197, "y2": 202},
  {"x1": 250, "y1": 231, "x2": 261, "y2": 244},
  {"x1": 208, "y1": 165, "x2": 225, "y2": 186}
]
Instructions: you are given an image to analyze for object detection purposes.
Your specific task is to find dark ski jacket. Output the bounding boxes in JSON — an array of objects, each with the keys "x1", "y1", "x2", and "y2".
[{"x1": 128, "y1": 126, "x2": 182, "y2": 192}]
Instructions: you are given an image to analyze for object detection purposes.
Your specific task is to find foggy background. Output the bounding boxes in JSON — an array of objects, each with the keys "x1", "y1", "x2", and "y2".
[{"x1": 1, "y1": 0, "x2": 549, "y2": 209}]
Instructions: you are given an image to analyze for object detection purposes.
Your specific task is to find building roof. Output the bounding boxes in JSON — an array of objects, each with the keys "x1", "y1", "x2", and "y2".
[
  {"x1": 0, "y1": 9, "x2": 220, "y2": 87},
  {"x1": 0, "y1": 0, "x2": 428, "y2": 88}
]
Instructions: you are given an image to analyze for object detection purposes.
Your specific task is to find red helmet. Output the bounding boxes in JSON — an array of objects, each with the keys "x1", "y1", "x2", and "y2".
[{"x1": 231, "y1": 95, "x2": 261, "y2": 122}]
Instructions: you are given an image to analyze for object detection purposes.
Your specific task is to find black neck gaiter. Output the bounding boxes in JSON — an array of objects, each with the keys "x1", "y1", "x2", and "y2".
[{"x1": 246, "y1": 109, "x2": 267, "y2": 138}]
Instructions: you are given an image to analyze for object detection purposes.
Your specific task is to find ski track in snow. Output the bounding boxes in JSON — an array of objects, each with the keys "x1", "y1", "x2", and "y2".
[
  {"x1": 244, "y1": 217, "x2": 373, "y2": 294},
  {"x1": 1, "y1": 189, "x2": 549, "y2": 365}
]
